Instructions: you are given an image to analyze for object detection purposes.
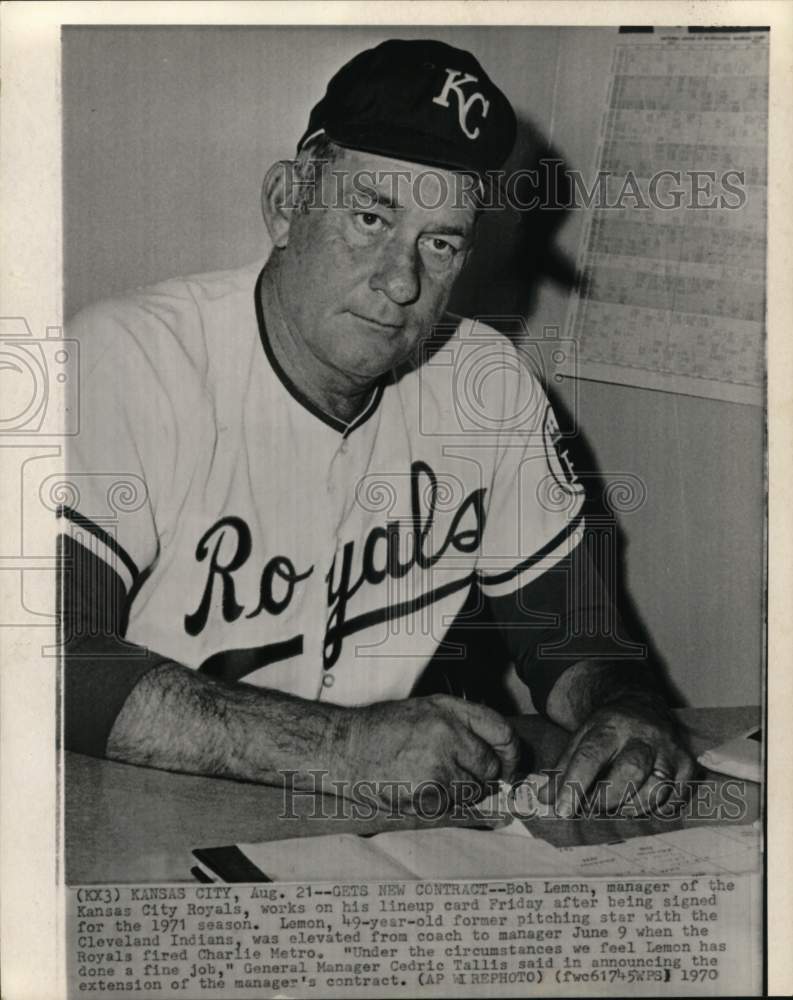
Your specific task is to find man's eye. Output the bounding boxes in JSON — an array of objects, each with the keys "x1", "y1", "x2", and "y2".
[
  {"x1": 420, "y1": 236, "x2": 459, "y2": 261},
  {"x1": 354, "y1": 212, "x2": 386, "y2": 233}
]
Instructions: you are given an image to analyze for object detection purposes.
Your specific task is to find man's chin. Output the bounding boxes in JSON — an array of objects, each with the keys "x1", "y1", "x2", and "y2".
[
  {"x1": 337, "y1": 340, "x2": 421, "y2": 382},
  {"x1": 346, "y1": 359, "x2": 400, "y2": 384}
]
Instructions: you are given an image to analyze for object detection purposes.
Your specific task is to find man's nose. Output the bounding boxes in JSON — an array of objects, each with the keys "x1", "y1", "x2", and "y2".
[{"x1": 369, "y1": 243, "x2": 421, "y2": 305}]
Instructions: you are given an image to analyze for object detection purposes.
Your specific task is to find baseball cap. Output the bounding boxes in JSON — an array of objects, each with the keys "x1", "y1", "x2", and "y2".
[{"x1": 297, "y1": 39, "x2": 517, "y2": 179}]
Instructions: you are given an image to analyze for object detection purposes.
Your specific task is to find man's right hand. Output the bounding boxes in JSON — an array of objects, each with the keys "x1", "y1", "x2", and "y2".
[
  {"x1": 107, "y1": 665, "x2": 519, "y2": 813},
  {"x1": 335, "y1": 694, "x2": 521, "y2": 810}
]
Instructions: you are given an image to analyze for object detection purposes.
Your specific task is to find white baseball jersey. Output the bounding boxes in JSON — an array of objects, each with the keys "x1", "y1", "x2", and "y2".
[{"x1": 62, "y1": 258, "x2": 585, "y2": 716}]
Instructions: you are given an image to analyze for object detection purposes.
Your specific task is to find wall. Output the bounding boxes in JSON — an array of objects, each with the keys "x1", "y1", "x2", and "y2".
[
  {"x1": 63, "y1": 26, "x2": 764, "y2": 708},
  {"x1": 527, "y1": 30, "x2": 764, "y2": 709}
]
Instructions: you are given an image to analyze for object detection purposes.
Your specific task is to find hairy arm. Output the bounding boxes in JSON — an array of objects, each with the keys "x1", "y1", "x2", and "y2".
[
  {"x1": 106, "y1": 662, "x2": 348, "y2": 789},
  {"x1": 61, "y1": 531, "x2": 519, "y2": 800},
  {"x1": 60, "y1": 528, "x2": 349, "y2": 788},
  {"x1": 107, "y1": 664, "x2": 519, "y2": 801}
]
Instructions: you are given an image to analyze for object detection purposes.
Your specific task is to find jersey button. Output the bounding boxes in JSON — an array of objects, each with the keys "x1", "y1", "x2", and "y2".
[
  {"x1": 322, "y1": 673, "x2": 335, "y2": 688},
  {"x1": 340, "y1": 439, "x2": 349, "y2": 455}
]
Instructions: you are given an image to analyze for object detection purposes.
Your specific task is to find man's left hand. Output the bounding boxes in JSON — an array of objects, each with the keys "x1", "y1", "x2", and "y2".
[{"x1": 543, "y1": 693, "x2": 696, "y2": 818}]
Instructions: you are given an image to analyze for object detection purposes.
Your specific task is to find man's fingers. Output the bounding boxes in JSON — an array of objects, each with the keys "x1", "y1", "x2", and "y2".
[
  {"x1": 602, "y1": 739, "x2": 654, "y2": 813},
  {"x1": 675, "y1": 750, "x2": 697, "y2": 785},
  {"x1": 623, "y1": 748, "x2": 696, "y2": 816},
  {"x1": 538, "y1": 732, "x2": 582, "y2": 804},
  {"x1": 453, "y1": 733, "x2": 502, "y2": 787},
  {"x1": 624, "y1": 754, "x2": 676, "y2": 816},
  {"x1": 664, "y1": 750, "x2": 697, "y2": 810},
  {"x1": 457, "y1": 700, "x2": 521, "y2": 782},
  {"x1": 555, "y1": 730, "x2": 618, "y2": 817},
  {"x1": 536, "y1": 701, "x2": 697, "y2": 819}
]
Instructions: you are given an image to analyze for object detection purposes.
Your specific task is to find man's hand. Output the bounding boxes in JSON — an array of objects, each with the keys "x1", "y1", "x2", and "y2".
[
  {"x1": 542, "y1": 691, "x2": 696, "y2": 817},
  {"x1": 337, "y1": 695, "x2": 521, "y2": 810}
]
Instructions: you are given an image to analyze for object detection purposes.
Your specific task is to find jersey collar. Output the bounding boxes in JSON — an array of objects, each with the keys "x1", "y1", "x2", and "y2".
[{"x1": 254, "y1": 267, "x2": 385, "y2": 437}]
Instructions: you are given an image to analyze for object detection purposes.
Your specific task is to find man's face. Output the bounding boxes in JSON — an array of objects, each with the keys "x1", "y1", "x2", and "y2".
[{"x1": 276, "y1": 147, "x2": 477, "y2": 385}]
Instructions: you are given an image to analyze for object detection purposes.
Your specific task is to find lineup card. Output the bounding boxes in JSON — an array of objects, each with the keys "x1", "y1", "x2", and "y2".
[
  {"x1": 567, "y1": 30, "x2": 767, "y2": 405},
  {"x1": 551, "y1": 824, "x2": 761, "y2": 878},
  {"x1": 189, "y1": 820, "x2": 761, "y2": 884}
]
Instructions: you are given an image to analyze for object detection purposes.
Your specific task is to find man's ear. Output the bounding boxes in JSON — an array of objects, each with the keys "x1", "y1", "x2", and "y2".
[{"x1": 261, "y1": 160, "x2": 297, "y2": 248}]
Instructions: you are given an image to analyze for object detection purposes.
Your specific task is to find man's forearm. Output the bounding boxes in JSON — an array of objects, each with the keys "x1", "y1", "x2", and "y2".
[
  {"x1": 106, "y1": 662, "x2": 350, "y2": 788},
  {"x1": 105, "y1": 665, "x2": 522, "y2": 802},
  {"x1": 544, "y1": 658, "x2": 669, "y2": 732}
]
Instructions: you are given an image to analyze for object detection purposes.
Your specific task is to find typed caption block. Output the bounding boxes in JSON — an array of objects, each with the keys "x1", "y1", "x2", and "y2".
[{"x1": 67, "y1": 874, "x2": 761, "y2": 997}]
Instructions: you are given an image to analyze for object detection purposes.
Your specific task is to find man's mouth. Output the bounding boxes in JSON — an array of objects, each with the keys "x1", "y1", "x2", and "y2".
[{"x1": 349, "y1": 310, "x2": 404, "y2": 332}]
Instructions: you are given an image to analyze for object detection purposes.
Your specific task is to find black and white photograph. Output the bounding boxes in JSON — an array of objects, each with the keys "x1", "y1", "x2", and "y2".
[{"x1": 1, "y1": 3, "x2": 791, "y2": 999}]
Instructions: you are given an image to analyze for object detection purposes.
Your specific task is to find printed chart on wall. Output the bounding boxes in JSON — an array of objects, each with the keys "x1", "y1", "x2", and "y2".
[{"x1": 567, "y1": 28, "x2": 767, "y2": 405}]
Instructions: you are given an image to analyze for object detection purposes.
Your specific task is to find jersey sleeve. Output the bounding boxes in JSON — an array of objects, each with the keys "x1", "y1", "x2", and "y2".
[
  {"x1": 471, "y1": 338, "x2": 663, "y2": 713},
  {"x1": 60, "y1": 301, "x2": 179, "y2": 755},
  {"x1": 61, "y1": 301, "x2": 177, "y2": 580},
  {"x1": 476, "y1": 344, "x2": 586, "y2": 598},
  {"x1": 488, "y1": 534, "x2": 663, "y2": 716}
]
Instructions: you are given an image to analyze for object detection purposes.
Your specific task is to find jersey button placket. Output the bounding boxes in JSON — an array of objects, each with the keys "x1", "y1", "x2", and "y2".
[
  {"x1": 328, "y1": 437, "x2": 354, "y2": 539},
  {"x1": 323, "y1": 440, "x2": 347, "y2": 698},
  {"x1": 319, "y1": 447, "x2": 343, "y2": 700},
  {"x1": 322, "y1": 432, "x2": 358, "y2": 699}
]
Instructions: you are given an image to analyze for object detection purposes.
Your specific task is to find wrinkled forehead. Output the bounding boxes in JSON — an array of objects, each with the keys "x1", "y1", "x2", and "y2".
[{"x1": 322, "y1": 148, "x2": 481, "y2": 224}]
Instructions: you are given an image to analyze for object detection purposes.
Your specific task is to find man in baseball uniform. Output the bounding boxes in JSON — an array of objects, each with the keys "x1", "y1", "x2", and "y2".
[{"x1": 60, "y1": 39, "x2": 693, "y2": 816}]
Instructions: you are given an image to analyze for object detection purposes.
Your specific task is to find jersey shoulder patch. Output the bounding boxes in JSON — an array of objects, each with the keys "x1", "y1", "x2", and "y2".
[{"x1": 543, "y1": 405, "x2": 584, "y2": 496}]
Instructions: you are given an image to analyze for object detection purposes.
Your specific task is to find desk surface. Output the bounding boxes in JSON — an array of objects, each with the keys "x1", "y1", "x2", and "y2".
[{"x1": 65, "y1": 706, "x2": 760, "y2": 884}]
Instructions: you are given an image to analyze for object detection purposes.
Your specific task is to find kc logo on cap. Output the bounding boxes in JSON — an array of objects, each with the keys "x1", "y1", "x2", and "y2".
[
  {"x1": 297, "y1": 38, "x2": 516, "y2": 179},
  {"x1": 432, "y1": 69, "x2": 490, "y2": 141}
]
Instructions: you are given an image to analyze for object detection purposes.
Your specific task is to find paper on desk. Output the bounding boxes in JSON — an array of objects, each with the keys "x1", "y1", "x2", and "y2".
[
  {"x1": 193, "y1": 826, "x2": 553, "y2": 883},
  {"x1": 192, "y1": 812, "x2": 760, "y2": 884},
  {"x1": 698, "y1": 727, "x2": 763, "y2": 783},
  {"x1": 475, "y1": 774, "x2": 550, "y2": 819},
  {"x1": 553, "y1": 823, "x2": 762, "y2": 878}
]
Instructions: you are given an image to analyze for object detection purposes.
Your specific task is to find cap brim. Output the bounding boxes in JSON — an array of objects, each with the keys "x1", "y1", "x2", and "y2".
[{"x1": 325, "y1": 121, "x2": 487, "y2": 180}]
